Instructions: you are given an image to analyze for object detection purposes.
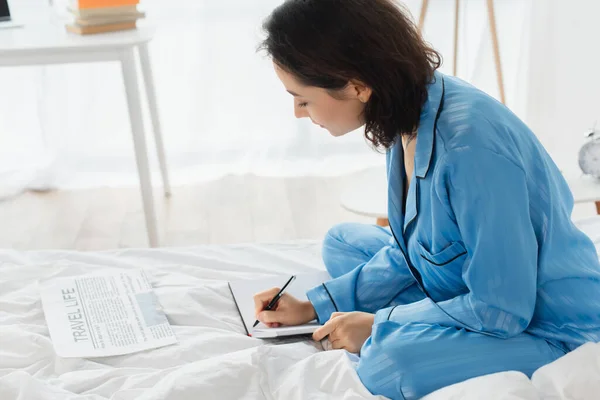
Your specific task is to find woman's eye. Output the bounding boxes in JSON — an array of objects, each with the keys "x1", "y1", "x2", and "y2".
[{"x1": 298, "y1": 102, "x2": 308, "y2": 108}]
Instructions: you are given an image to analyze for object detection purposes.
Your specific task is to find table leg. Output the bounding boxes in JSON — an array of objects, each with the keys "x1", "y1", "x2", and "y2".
[
  {"x1": 486, "y1": 0, "x2": 506, "y2": 104},
  {"x1": 418, "y1": 0, "x2": 429, "y2": 33},
  {"x1": 453, "y1": 0, "x2": 460, "y2": 76},
  {"x1": 120, "y1": 47, "x2": 159, "y2": 248},
  {"x1": 376, "y1": 218, "x2": 390, "y2": 227},
  {"x1": 138, "y1": 42, "x2": 172, "y2": 197}
]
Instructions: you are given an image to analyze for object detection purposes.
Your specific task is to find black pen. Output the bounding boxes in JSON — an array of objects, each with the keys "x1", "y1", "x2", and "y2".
[{"x1": 253, "y1": 275, "x2": 296, "y2": 328}]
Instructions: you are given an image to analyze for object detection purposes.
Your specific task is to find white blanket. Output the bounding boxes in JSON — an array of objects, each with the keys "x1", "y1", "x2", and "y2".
[{"x1": 2, "y1": 218, "x2": 600, "y2": 400}]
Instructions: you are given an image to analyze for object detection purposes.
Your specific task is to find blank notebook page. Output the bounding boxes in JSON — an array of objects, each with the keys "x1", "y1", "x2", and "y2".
[{"x1": 229, "y1": 271, "x2": 331, "y2": 338}]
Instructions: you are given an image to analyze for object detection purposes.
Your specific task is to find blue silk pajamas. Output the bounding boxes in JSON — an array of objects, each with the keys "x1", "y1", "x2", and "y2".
[
  {"x1": 321, "y1": 223, "x2": 566, "y2": 399},
  {"x1": 306, "y1": 73, "x2": 600, "y2": 400}
]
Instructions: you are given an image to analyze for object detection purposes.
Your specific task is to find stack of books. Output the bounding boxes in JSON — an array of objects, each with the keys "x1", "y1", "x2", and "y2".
[{"x1": 66, "y1": 0, "x2": 145, "y2": 35}]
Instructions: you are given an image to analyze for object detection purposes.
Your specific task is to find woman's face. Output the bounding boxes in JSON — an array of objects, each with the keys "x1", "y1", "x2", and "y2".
[{"x1": 274, "y1": 63, "x2": 371, "y2": 137}]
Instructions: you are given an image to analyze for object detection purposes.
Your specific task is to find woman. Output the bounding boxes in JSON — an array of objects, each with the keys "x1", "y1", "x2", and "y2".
[{"x1": 254, "y1": 0, "x2": 600, "y2": 399}]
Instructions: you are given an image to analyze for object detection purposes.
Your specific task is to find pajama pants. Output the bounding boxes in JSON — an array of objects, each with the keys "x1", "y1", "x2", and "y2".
[{"x1": 322, "y1": 223, "x2": 566, "y2": 400}]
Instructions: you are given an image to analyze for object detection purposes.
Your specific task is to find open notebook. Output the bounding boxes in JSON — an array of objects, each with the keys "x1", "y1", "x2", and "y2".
[{"x1": 228, "y1": 271, "x2": 331, "y2": 338}]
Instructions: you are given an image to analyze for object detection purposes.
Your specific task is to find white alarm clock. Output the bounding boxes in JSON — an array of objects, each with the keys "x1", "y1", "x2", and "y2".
[{"x1": 578, "y1": 127, "x2": 600, "y2": 178}]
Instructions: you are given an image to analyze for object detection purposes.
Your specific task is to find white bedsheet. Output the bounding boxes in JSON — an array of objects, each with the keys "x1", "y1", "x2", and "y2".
[
  {"x1": 0, "y1": 241, "x2": 382, "y2": 400},
  {"x1": 2, "y1": 217, "x2": 600, "y2": 400}
]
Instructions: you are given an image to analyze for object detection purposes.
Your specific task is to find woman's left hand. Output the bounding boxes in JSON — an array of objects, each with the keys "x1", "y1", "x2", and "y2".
[{"x1": 312, "y1": 311, "x2": 375, "y2": 353}]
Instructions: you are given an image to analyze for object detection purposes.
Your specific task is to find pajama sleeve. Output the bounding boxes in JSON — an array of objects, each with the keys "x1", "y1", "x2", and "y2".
[
  {"x1": 307, "y1": 244, "x2": 416, "y2": 325},
  {"x1": 375, "y1": 148, "x2": 538, "y2": 338}
]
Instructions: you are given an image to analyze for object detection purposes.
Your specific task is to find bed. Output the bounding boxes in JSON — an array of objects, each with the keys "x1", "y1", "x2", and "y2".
[{"x1": 2, "y1": 219, "x2": 600, "y2": 400}]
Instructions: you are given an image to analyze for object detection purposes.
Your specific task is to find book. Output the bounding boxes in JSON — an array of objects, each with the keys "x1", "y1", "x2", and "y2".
[
  {"x1": 228, "y1": 271, "x2": 331, "y2": 338},
  {"x1": 69, "y1": 0, "x2": 139, "y2": 10},
  {"x1": 66, "y1": 21, "x2": 136, "y2": 35},
  {"x1": 68, "y1": 6, "x2": 144, "y2": 19},
  {"x1": 74, "y1": 14, "x2": 142, "y2": 26}
]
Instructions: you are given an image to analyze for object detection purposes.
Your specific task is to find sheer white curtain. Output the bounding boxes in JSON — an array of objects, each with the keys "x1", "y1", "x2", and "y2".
[
  {"x1": 406, "y1": 0, "x2": 533, "y2": 117},
  {"x1": 0, "y1": 0, "x2": 534, "y2": 199},
  {"x1": 523, "y1": 0, "x2": 600, "y2": 178}
]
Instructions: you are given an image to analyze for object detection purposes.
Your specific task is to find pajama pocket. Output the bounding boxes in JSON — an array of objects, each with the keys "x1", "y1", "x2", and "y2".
[{"x1": 417, "y1": 241, "x2": 467, "y2": 267}]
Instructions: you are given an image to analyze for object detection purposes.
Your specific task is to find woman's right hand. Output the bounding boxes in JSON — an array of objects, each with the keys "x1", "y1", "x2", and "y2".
[{"x1": 253, "y1": 288, "x2": 317, "y2": 328}]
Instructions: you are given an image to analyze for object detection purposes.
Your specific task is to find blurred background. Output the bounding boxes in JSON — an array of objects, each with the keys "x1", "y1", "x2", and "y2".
[{"x1": 0, "y1": 0, "x2": 599, "y2": 250}]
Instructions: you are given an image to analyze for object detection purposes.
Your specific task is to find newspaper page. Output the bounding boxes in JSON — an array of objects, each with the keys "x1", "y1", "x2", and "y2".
[{"x1": 40, "y1": 270, "x2": 177, "y2": 358}]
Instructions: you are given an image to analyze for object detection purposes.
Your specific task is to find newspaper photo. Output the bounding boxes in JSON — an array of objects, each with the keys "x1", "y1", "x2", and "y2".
[{"x1": 40, "y1": 270, "x2": 177, "y2": 358}]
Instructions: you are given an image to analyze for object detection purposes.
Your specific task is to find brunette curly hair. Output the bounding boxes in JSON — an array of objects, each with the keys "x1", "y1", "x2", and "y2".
[{"x1": 260, "y1": 0, "x2": 442, "y2": 148}]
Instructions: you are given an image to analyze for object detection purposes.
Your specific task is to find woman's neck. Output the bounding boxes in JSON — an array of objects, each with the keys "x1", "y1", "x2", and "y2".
[{"x1": 402, "y1": 134, "x2": 417, "y2": 181}]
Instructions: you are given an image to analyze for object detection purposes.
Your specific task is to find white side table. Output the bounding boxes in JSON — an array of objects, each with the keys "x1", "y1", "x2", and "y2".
[
  {"x1": 0, "y1": 24, "x2": 170, "y2": 247},
  {"x1": 340, "y1": 170, "x2": 600, "y2": 226},
  {"x1": 566, "y1": 176, "x2": 600, "y2": 214}
]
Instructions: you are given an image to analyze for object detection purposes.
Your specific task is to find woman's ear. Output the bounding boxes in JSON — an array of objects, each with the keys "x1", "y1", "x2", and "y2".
[{"x1": 348, "y1": 79, "x2": 373, "y2": 103}]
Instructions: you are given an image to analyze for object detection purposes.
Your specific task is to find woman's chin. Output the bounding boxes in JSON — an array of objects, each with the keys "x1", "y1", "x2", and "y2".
[{"x1": 329, "y1": 129, "x2": 349, "y2": 137}]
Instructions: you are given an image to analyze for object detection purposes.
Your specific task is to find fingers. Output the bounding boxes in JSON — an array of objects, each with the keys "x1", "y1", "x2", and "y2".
[
  {"x1": 257, "y1": 310, "x2": 287, "y2": 326},
  {"x1": 320, "y1": 335, "x2": 346, "y2": 351},
  {"x1": 317, "y1": 312, "x2": 345, "y2": 340},
  {"x1": 258, "y1": 310, "x2": 279, "y2": 323},
  {"x1": 253, "y1": 287, "x2": 281, "y2": 316},
  {"x1": 330, "y1": 338, "x2": 344, "y2": 350},
  {"x1": 312, "y1": 318, "x2": 338, "y2": 342}
]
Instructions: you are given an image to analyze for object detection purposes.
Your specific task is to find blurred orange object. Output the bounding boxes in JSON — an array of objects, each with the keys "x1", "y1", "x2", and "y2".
[{"x1": 70, "y1": 0, "x2": 139, "y2": 10}]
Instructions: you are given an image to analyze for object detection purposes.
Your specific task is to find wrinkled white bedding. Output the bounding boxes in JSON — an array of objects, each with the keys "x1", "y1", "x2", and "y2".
[{"x1": 2, "y1": 218, "x2": 600, "y2": 400}]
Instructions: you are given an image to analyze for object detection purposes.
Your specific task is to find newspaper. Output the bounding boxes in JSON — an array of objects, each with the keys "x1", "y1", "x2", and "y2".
[{"x1": 40, "y1": 270, "x2": 177, "y2": 358}]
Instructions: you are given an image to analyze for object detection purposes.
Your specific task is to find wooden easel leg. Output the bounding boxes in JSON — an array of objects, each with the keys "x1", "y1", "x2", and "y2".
[
  {"x1": 486, "y1": 0, "x2": 506, "y2": 104},
  {"x1": 418, "y1": 0, "x2": 430, "y2": 33},
  {"x1": 376, "y1": 218, "x2": 390, "y2": 227},
  {"x1": 453, "y1": 0, "x2": 460, "y2": 76}
]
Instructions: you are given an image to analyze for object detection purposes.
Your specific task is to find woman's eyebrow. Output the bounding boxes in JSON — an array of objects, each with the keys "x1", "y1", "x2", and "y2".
[{"x1": 287, "y1": 90, "x2": 301, "y2": 97}]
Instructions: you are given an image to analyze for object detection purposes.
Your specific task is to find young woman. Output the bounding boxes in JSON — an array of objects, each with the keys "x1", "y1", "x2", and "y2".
[{"x1": 253, "y1": 1, "x2": 600, "y2": 398}]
